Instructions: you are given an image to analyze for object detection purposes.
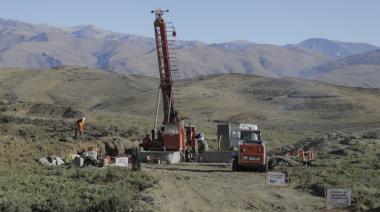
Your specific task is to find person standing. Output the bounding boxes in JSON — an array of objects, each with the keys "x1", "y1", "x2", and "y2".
[
  {"x1": 131, "y1": 147, "x2": 141, "y2": 171},
  {"x1": 140, "y1": 134, "x2": 152, "y2": 150},
  {"x1": 196, "y1": 131, "x2": 209, "y2": 161},
  {"x1": 74, "y1": 117, "x2": 85, "y2": 139}
]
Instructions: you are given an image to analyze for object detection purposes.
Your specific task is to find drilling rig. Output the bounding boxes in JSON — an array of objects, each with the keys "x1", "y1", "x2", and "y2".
[{"x1": 148, "y1": 9, "x2": 196, "y2": 157}]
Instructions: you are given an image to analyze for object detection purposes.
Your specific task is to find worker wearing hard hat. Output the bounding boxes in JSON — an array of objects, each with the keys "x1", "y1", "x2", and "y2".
[{"x1": 74, "y1": 117, "x2": 85, "y2": 139}]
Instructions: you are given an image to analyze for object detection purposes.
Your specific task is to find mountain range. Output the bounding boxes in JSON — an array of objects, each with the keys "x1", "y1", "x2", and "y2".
[
  {"x1": 300, "y1": 49, "x2": 380, "y2": 88},
  {"x1": 289, "y1": 38, "x2": 378, "y2": 58},
  {"x1": 0, "y1": 18, "x2": 379, "y2": 87}
]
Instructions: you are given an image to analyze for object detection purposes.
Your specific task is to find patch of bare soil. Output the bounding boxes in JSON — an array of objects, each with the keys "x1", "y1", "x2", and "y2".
[{"x1": 142, "y1": 163, "x2": 324, "y2": 212}]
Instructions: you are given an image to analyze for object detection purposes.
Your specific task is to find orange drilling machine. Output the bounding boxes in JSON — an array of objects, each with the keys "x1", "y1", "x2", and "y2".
[{"x1": 147, "y1": 9, "x2": 196, "y2": 160}]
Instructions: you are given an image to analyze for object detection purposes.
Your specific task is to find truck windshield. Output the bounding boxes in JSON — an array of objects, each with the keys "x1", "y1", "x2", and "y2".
[{"x1": 241, "y1": 131, "x2": 259, "y2": 144}]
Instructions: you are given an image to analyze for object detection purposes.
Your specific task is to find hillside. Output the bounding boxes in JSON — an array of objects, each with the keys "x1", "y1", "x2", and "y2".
[
  {"x1": 0, "y1": 18, "x2": 331, "y2": 78},
  {"x1": 300, "y1": 50, "x2": 380, "y2": 88},
  {"x1": 291, "y1": 38, "x2": 379, "y2": 58},
  {"x1": 1, "y1": 67, "x2": 380, "y2": 147},
  {"x1": 1, "y1": 67, "x2": 380, "y2": 210}
]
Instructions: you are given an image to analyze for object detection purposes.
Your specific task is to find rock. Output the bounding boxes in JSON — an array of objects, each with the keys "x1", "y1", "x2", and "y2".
[
  {"x1": 56, "y1": 156, "x2": 65, "y2": 165},
  {"x1": 39, "y1": 157, "x2": 52, "y2": 166},
  {"x1": 39, "y1": 155, "x2": 65, "y2": 166},
  {"x1": 73, "y1": 156, "x2": 84, "y2": 167},
  {"x1": 103, "y1": 140, "x2": 125, "y2": 156}
]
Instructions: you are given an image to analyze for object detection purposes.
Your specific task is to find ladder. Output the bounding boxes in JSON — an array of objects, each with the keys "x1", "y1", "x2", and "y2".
[{"x1": 152, "y1": 9, "x2": 186, "y2": 121}]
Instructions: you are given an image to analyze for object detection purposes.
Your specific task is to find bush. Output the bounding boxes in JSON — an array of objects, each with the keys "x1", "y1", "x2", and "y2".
[
  {"x1": 126, "y1": 127, "x2": 139, "y2": 137},
  {"x1": 0, "y1": 165, "x2": 155, "y2": 211},
  {"x1": 361, "y1": 131, "x2": 378, "y2": 139},
  {"x1": 31, "y1": 198, "x2": 67, "y2": 212}
]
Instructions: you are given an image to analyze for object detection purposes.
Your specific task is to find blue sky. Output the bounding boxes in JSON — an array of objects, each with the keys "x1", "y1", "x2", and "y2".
[{"x1": 1, "y1": 0, "x2": 379, "y2": 46}]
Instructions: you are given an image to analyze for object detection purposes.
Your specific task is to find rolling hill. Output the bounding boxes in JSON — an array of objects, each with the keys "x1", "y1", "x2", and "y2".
[{"x1": 1, "y1": 67, "x2": 380, "y2": 146}]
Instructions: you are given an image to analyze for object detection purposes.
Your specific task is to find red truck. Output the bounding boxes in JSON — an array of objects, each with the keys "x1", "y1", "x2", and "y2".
[{"x1": 232, "y1": 124, "x2": 267, "y2": 172}]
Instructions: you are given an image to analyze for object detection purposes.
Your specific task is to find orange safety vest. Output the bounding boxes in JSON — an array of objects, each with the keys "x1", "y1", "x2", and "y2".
[{"x1": 76, "y1": 119, "x2": 85, "y2": 130}]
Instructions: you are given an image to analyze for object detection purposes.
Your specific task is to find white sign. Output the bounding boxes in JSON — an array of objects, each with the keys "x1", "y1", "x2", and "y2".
[
  {"x1": 266, "y1": 172, "x2": 286, "y2": 187},
  {"x1": 115, "y1": 157, "x2": 128, "y2": 167},
  {"x1": 326, "y1": 187, "x2": 351, "y2": 208}
]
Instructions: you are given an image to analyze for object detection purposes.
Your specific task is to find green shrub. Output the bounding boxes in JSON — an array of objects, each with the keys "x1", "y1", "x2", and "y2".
[
  {"x1": 0, "y1": 164, "x2": 155, "y2": 211},
  {"x1": 361, "y1": 131, "x2": 378, "y2": 139}
]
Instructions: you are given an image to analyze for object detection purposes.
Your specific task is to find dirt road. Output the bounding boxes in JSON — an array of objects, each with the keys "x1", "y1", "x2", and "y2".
[{"x1": 142, "y1": 163, "x2": 324, "y2": 212}]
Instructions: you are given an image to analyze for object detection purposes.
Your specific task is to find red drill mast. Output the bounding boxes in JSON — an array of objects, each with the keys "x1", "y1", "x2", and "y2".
[
  {"x1": 150, "y1": 9, "x2": 189, "y2": 152},
  {"x1": 145, "y1": 9, "x2": 197, "y2": 159},
  {"x1": 152, "y1": 9, "x2": 178, "y2": 124}
]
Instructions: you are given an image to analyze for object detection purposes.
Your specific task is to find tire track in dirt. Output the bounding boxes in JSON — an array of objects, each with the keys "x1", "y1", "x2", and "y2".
[
  {"x1": 184, "y1": 180, "x2": 214, "y2": 207},
  {"x1": 143, "y1": 163, "x2": 324, "y2": 212}
]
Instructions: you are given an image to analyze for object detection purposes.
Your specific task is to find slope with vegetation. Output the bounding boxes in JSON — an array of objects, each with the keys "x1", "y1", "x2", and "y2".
[
  {"x1": 0, "y1": 67, "x2": 379, "y2": 210},
  {"x1": 300, "y1": 50, "x2": 380, "y2": 88}
]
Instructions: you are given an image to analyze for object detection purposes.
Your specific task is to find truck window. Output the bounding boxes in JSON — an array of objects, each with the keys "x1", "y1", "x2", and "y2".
[{"x1": 241, "y1": 131, "x2": 259, "y2": 144}]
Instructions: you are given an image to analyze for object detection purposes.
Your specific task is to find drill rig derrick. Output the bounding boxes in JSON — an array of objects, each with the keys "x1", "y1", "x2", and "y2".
[
  {"x1": 152, "y1": 9, "x2": 177, "y2": 126},
  {"x1": 150, "y1": 9, "x2": 194, "y2": 153}
]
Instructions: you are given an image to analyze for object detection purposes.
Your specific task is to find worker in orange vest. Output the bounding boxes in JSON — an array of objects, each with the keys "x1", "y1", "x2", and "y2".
[{"x1": 74, "y1": 117, "x2": 85, "y2": 139}]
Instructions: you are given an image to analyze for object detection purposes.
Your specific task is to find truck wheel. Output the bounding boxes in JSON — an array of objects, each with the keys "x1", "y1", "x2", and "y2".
[{"x1": 232, "y1": 157, "x2": 240, "y2": 172}]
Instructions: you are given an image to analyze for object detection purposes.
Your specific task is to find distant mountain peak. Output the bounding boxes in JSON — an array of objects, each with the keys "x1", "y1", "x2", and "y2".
[
  {"x1": 0, "y1": 16, "x2": 379, "y2": 88},
  {"x1": 300, "y1": 49, "x2": 380, "y2": 76},
  {"x1": 68, "y1": 24, "x2": 123, "y2": 40},
  {"x1": 295, "y1": 38, "x2": 379, "y2": 58},
  {"x1": 212, "y1": 40, "x2": 253, "y2": 50},
  {"x1": 0, "y1": 18, "x2": 33, "y2": 29}
]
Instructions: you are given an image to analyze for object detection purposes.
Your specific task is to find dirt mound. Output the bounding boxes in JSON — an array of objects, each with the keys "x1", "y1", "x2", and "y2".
[
  {"x1": 29, "y1": 103, "x2": 84, "y2": 118},
  {"x1": 99, "y1": 137, "x2": 137, "y2": 156}
]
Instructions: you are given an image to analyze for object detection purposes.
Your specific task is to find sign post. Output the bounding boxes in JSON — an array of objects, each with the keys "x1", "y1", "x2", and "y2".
[
  {"x1": 115, "y1": 157, "x2": 129, "y2": 167},
  {"x1": 266, "y1": 172, "x2": 288, "y2": 188},
  {"x1": 325, "y1": 187, "x2": 352, "y2": 210}
]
